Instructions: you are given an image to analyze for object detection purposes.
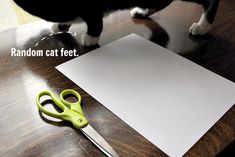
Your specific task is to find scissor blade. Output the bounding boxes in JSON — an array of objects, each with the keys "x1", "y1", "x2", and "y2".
[{"x1": 81, "y1": 124, "x2": 119, "y2": 157}]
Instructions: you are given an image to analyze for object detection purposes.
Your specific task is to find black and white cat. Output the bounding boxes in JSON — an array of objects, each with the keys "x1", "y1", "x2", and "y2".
[{"x1": 13, "y1": 0, "x2": 220, "y2": 46}]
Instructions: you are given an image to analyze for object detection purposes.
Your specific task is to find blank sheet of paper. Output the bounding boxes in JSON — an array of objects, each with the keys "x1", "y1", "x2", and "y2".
[{"x1": 56, "y1": 34, "x2": 235, "y2": 157}]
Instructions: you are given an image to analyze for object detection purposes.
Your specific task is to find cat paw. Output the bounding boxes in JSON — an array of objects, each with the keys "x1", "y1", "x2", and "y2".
[
  {"x1": 51, "y1": 23, "x2": 60, "y2": 33},
  {"x1": 81, "y1": 34, "x2": 100, "y2": 46},
  {"x1": 51, "y1": 23, "x2": 70, "y2": 33},
  {"x1": 189, "y1": 13, "x2": 212, "y2": 35},
  {"x1": 130, "y1": 7, "x2": 148, "y2": 18},
  {"x1": 189, "y1": 22, "x2": 212, "y2": 35}
]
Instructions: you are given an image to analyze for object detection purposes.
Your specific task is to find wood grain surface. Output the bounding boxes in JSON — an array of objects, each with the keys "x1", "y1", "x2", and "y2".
[{"x1": 0, "y1": 0, "x2": 234, "y2": 157}]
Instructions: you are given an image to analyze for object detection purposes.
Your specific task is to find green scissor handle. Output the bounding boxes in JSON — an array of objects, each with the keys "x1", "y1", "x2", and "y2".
[
  {"x1": 36, "y1": 89, "x2": 88, "y2": 129},
  {"x1": 60, "y1": 89, "x2": 84, "y2": 115}
]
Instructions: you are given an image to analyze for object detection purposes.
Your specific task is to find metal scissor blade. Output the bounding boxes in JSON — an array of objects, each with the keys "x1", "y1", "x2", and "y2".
[{"x1": 81, "y1": 124, "x2": 119, "y2": 157}]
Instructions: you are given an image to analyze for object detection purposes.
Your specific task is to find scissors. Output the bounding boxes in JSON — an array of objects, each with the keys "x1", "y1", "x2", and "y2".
[{"x1": 36, "y1": 89, "x2": 119, "y2": 157}]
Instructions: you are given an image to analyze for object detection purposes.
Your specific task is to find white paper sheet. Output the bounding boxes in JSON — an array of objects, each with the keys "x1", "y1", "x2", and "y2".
[{"x1": 56, "y1": 34, "x2": 235, "y2": 157}]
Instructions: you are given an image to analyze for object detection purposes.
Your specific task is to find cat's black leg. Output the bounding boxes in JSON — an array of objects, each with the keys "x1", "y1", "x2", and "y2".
[
  {"x1": 186, "y1": 0, "x2": 220, "y2": 35},
  {"x1": 130, "y1": 7, "x2": 157, "y2": 19},
  {"x1": 82, "y1": 14, "x2": 103, "y2": 46},
  {"x1": 51, "y1": 23, "x2": 71, "y2": 33}
]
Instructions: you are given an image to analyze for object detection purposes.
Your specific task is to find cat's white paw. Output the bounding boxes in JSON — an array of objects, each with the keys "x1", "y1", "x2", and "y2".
[
  {"x1": 189, "y1": 22, "x2": 212, "y2": 35},
  {"x1": 189, "y1": 13, "x2": 212, "y2": 35},
  {"x1": 130, "y1": 7, "x2": 148, "y2": 18},
  {"x1": 81, "y1": 34, "x2": 100, "y2": 46},
  {"x1": 51, "y1": 23, "x2": 60, "y2": 33}
]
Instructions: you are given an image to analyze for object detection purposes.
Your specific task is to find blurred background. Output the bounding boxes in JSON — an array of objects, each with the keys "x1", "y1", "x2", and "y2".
[{"x1": 0, "y1": 0, "x2": 39, "y2": 32}]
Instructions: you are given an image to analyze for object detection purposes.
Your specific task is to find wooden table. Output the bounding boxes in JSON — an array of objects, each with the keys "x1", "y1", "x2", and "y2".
[{"x1": 0, "y1": 1, "x2": 234, "y2": 157}]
